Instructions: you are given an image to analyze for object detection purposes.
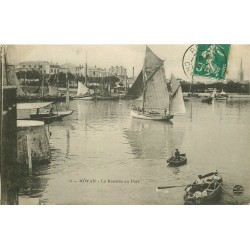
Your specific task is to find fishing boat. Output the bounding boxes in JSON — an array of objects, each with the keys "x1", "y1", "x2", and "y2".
[
  {"x1": 167, "y1": 153, "x2": 187, "y2": 167},
  {"x1": 73, "y1": 81, "x2": 94, "y2": 100},
  {"x1": 130, "y1": 46, "x2": 186, "y2": 121},
  {"x1": 17, "y1": 102, "x2": 75, "y2": 124},
  {"x1": 184, "y1": 172, "x2": 223, "y2": 205}
]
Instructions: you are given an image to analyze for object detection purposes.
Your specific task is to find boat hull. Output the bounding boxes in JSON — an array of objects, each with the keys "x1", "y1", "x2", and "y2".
[
  {"x1": 73, "y1": 96, "x2": 94, "y2": 100},
  {"x1": 131, "y1": 110, "x2": 174, "y2": 121},
  {"x1": 30, "y1": 110, "x2": 75, "y2": 124},
  {"x1": 167, "y1": 154, "x2": 187, "y2": 167},
  {"x1": 94, "y1": 96, "x2": 119, "y2": 101},
  {"x1": 184, "y1": 172, "x2": 223, "y2": 205},
  {"x1": 215, "y1": 97, "x2": 227, "y2": 100}
]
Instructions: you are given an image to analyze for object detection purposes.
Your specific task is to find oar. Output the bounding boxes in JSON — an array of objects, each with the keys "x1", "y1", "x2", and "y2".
[
  {"x1": 157, "y1": 184, "x2": 187, "y2": 189},
  {"x1": 214, "y1": 180, "x2": 239, "y2": 204}
]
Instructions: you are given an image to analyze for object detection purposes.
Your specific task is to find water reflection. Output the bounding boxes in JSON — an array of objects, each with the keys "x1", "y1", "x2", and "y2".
[
  {"x1": 18, "y1": 164, "x2": 50, "y2": 198},
  {"x1": 14, "y1": 99, "x2": 250, "y2": 205},
  {"x1": 123, "y1": 118, "x2": 185, "y2": 160}
]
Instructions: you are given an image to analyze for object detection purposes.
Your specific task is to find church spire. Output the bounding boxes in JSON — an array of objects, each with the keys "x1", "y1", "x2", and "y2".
[{"x1": 238, "y1": 58, "x2": 244, "y2": 83}]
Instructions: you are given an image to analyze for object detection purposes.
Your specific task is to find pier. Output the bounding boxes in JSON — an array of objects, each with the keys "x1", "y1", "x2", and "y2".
[{"x1": 1, "y1": 87, "x2": 18, "y2": 204}]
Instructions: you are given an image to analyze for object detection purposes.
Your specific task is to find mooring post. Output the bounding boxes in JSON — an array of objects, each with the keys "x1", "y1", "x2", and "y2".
[{"x1": 27, "y1": 133, "x2": 32, "y2": 170}]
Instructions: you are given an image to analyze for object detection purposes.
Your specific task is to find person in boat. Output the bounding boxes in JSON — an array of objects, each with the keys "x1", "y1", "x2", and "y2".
[
  {"x1": 174, "y1": 149, "x2": 180, "y2": 160},
  {"x1": 195, "y1": 175, "x2": 204, "y2": 185},
  {"x1": 49, "y1": 107, "x2": 54, "y2": 115}
]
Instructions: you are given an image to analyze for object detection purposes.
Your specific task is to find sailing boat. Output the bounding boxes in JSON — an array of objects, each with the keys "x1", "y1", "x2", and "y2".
[
  {"x1": 73, "y1": 52, "x2": 94, "y2": 100},
  {"x1": 43, "y1": 73, "x2": 66, "y2": 102},
  {"x1": 73, "y1": 81, "x2": 93, "y2": 100},
  {"x1": 215, "y1": 89, "x2": 228, "y2": 100},
  {"x1": 131, "y1": 45, "x2": 186, "y2": 121}
]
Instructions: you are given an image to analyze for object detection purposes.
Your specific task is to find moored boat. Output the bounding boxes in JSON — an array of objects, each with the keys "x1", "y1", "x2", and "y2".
[
  {"x1": 94, "y1": 95, "x2": 119, "y2": 101},
  {"x1": 17, "y1": 102, "x2": 75, "y2": 124},
  {"x1": 184, "y1": 172, "x2": 223, "y2": 205},
  {"x1": 201, "y1": 88, "x2": 216, "y2": 104},
  {"x1": 215, "y1": 89, "x2": 228, "y2": 100},
  {"x1": 201, "y1": 96, "x2": 213, "y2": 103},
  {"x1": 73, "y1": 81, "x2": 94, "y2": 100}
]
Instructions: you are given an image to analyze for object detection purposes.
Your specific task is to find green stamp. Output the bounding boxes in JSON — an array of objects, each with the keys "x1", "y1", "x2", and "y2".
[{"x1": 193, "y1": 44, "x2": 231, "y2": 80}]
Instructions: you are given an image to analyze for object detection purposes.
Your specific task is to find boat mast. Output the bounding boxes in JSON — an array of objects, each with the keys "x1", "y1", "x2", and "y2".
[
  {"x1": 189, "y1": 75, "x2": 193, "y2": 94},
  {"x1": 66, "y1": 68, "x2": 69, "y2": 109},
  {"x1": 85, "y1": 51, "x2": 88, "y2": 86},
  {"x1": 142, "y1": 47, "x2": 147, "y2": 112},
  {"x1": 41, "y1": 72, "x2": 44, "y2": 99}
]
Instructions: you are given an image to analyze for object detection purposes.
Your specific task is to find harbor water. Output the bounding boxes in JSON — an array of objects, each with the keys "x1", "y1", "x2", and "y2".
[{"x1": 18, "y1": 99, "x2": 250, "y2": 205}]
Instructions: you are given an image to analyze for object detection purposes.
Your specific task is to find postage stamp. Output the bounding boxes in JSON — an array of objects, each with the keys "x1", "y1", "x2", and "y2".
[
  {"x1": 182, "y1": 44, "x2": 231, "y2": 80},
  {"x1": 193, "y1": 44, "x2": 231, "y2": 80}
]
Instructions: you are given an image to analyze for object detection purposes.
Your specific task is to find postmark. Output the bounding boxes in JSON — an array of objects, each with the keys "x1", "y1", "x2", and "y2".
[
  {"x1": 182, "y1": 44, "x2": 198, "y2": 79},
  {"x1": 182, "y1": 44, "x2": 231, "y2": 80}
]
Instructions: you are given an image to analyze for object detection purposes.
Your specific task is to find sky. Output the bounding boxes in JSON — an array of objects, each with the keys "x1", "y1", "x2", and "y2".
[{"x1": 7, "y1": 44, "x2": 250, "y2": 81}]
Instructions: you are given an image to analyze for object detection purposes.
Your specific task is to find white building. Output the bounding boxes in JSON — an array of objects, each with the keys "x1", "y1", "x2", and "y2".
[
  {"x1": 16, "y1": 61, "x2": 60, "y2": 75},
  {"x1": 108, "y1": 66, "x2": 127, "y2": 77},
  {"x1": 75, "y1": 65, "x2": 109, "y2": 77}
]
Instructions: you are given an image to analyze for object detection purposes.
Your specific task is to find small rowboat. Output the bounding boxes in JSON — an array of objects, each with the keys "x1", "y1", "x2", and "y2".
[
  {"x1": 184, "y1": 172, "x2": 223, "y2": 205},
  {"x1": 167, "y1": 153, "x2": 187, "y2": 167}
]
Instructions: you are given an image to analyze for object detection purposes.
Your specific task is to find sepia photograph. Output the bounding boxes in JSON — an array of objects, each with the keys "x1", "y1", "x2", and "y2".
[
  {"x1": 1, "y1": 1, "x2": 250, "y2": 250},
  {"x1": 1, "y1": 44, "x2": 249, "y2": 205}
]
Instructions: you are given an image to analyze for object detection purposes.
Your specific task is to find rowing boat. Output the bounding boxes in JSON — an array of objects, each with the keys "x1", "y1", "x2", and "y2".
[
  {"x1": 184, "y1": 172, "x2": 223, "y2": 205},
  {"x1": 167, "y1": 153, "x2": 187, "y2": 167}
]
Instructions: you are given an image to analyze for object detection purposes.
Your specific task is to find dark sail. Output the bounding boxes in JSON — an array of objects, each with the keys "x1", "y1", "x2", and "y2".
[
  {"x1": 144, "y1": 45, "x2": 164, "y2": 79},
  {"x1": 124, "y1": 70, "x2": 143, "y2": 99}
]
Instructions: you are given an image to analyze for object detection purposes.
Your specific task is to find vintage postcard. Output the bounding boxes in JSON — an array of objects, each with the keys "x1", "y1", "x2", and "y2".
[{"x1": 1, "y1": 44, "x2": 249, "y2": 205}]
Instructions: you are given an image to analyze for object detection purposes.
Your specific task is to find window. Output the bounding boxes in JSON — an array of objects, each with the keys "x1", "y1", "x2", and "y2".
[{"x1": 23, "y1": 65, "x2": 26, "y2": 67}]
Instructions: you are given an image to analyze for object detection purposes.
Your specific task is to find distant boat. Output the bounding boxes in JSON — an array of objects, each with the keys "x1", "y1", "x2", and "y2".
[
  {"x1": 94, "y1": 95, "x2": 119, "y2": 101},
  {"x1": 73, "y1": 81, "x2": 94, "y2": 100},
  {"x1": 17, "y1": 102, "x2": 75, "y2": 124},
  {"x1": 228, "y1": 93, "x2": 250, "y2": 99},
  {"x1": 215, "y1": 89, "x2": 228, "y2": 100},
  {"x1": 131, "y1": 45, "x2": 186, "y2": 121},
  {"x1": 201, "y1": 88, "x2": 216, "y2": 104},
  {"x1": 201, "y1": 96, "x2": 213, "y2": 103}
]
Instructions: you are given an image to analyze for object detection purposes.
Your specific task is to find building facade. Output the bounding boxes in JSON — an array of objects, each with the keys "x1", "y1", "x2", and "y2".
[
  {"x1": 75, "y1": 65, "x2": 109, "y2": 77},
  {"x1": 108, "y1": 66, "x2": 127, "y2": 77},
  {"x1": 16, "y1": 61, "x2": 60, "y2": 75}
]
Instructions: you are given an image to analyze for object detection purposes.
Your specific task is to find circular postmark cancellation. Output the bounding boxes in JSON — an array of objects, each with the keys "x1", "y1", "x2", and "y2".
[
  {"x1": 233, "y1": 185, "x2": 244, "y2": 196},
  {"x1": 182, "y1": 44, "x2": 198, "y2": 79},
  {"x1": 182, "y1": 44, "x2": 231, "y2": 80}
]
